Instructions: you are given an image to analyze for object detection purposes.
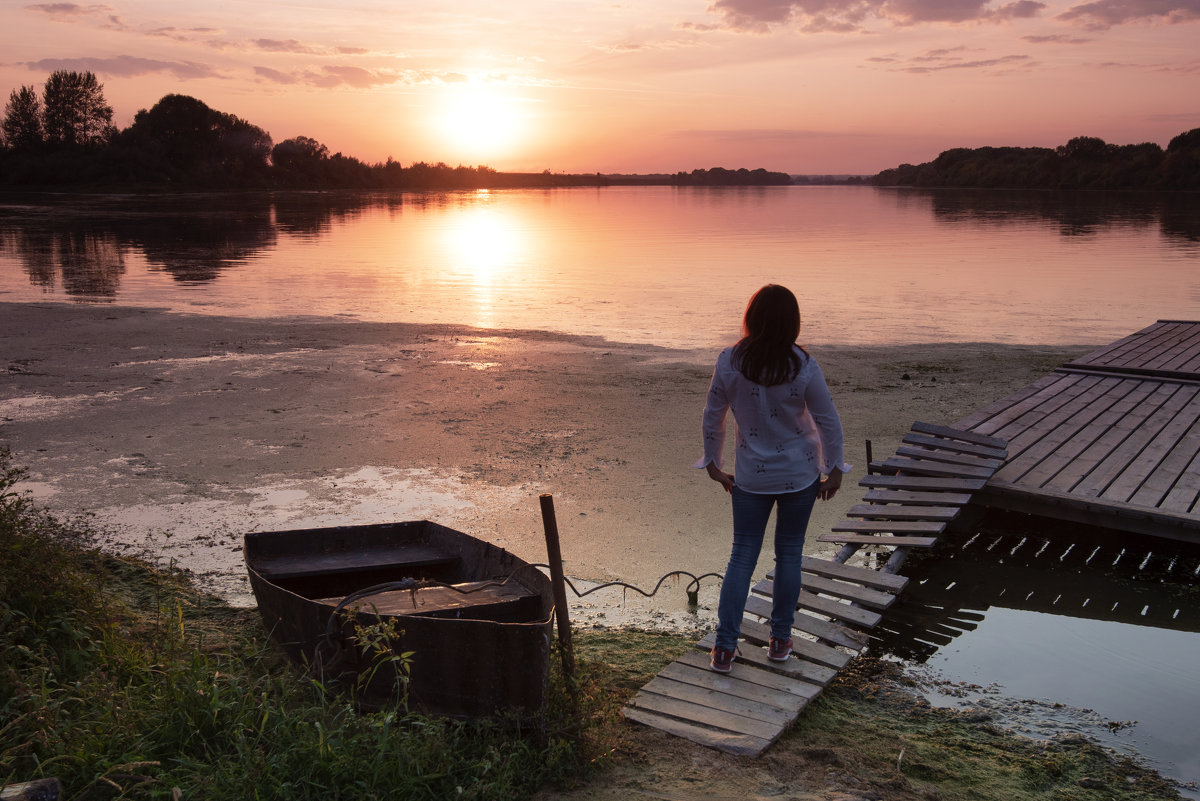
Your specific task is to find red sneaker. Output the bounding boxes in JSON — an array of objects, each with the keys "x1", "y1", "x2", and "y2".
[
  {"x1": 710, "y1": 647, "x2": 735, "y2": 673},
  {"x1": 768, "y1": 636, "x2": 793, "y2": 662}
]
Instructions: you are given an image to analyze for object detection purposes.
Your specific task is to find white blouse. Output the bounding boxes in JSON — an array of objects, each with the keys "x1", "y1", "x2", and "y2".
[{"x1": 695, "y1": 345, "x2": 850, "y2": 494}]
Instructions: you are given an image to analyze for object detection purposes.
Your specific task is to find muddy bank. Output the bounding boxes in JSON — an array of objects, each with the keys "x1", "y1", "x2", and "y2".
[{"x1": 1, "y1": 300, "x2": 1085, "y2": 616}]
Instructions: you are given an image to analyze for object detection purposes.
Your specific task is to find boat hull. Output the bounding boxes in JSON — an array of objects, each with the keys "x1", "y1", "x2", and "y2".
[{"x1": 244, "y1": 520, "x2": 554, "y2": 719}]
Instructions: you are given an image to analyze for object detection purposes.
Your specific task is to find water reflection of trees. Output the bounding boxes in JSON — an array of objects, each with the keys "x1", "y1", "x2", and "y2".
[
  {"x1": 0, "y1": 193, "x2": 404, "y2": 296},
  {"x1": 271, "y1": 193, "x2": 402, "y2": 238},
  {"x1": 2, "y1": 227, "x2": 126, "y2": 297},
  {"x1": 869, "y1": 510, "x2": 1200, "y2": 662},
  {"x1": 885, "y1": 188, "x2": 1200, "y2": 246},
  {"x1": 114, "y1": 205, "x2": 278, "y2": 283}
]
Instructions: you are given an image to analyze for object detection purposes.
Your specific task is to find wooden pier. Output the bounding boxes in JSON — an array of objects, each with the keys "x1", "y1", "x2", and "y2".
[
  {"x1": 623, "y1": 321, "x2": 1200, "y2": 755},
  {"x1": 956, "y1": 320, "x2": 1200, "y2": 542},
  {"x1": 621, "y1": 423, "x2": 1007, "y2": 756}
]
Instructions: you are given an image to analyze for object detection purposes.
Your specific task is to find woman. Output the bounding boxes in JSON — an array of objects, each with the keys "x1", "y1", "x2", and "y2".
[{"x1": 696, "y1": 284, "x2": 848, "y2": 673}]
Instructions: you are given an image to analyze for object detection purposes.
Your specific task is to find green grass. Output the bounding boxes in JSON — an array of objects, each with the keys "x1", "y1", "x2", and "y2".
[
  {"x1": 0, "y1": 447, "x2": 606, "y2": 800},
  {"x1": 1, "y1": 446, "x2": 1185, "y2": 800}
]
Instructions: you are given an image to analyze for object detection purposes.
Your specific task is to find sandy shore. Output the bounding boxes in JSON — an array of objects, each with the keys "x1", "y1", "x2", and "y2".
[{"x1": 0, "y1": 300, "x2": 1091, "y2": 625}]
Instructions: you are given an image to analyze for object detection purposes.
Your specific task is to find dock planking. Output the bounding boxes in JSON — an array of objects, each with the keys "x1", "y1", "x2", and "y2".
[
  {"x1": 622, "y1": 423, "x2": 1006, "y2": 755},
  {"x1": 957, "y1": 321, "x2": 1200, "y2": 540}
]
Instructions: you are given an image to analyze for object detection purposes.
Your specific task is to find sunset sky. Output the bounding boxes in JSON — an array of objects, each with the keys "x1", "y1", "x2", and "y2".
[{"x1": 2, "y1": 1, "x2": 1198, "y2": 174}]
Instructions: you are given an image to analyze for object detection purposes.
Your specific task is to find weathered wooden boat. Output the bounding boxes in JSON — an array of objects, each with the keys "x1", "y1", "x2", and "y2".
[{"x1": 244, "y1": 520, "x2": 554, "y2": 718}]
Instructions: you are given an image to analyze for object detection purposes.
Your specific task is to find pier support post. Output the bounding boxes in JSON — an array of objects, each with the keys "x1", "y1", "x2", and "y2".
[{"x1": 539, "y1": 493, "x2": 575, "y2": 683}]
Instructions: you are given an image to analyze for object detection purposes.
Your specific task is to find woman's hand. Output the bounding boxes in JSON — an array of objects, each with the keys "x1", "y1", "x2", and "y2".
[
  {"x1": 818, "y1": 467, "x2": 843, "y2": 501},
  {"x1": 706, "y1": 462, "x2": 735, "y2": 493}
]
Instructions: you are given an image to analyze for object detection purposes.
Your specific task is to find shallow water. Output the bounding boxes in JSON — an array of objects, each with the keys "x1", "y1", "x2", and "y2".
[{"x1": 872, "y1": 512, "x2": 1200, "y2": 796}]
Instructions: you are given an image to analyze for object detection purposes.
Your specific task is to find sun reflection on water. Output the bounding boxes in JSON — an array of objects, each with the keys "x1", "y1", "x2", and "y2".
[{"x1": 441, "y1": 193, "x2": 524, "y2": 281}]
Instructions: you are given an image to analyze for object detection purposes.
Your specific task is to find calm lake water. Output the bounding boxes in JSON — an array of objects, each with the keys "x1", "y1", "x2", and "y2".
[
  {"x1": 1, "y1": 186, "x2": 1198, "y2": 347},
  {"x1": 3, "y1": 187, "x2": 1200, "y2": 793}
]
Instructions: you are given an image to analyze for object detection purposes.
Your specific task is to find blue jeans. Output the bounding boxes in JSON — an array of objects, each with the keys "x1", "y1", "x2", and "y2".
[{"x1": 715, "y1": 480, "x2": 820, "y2": 651}]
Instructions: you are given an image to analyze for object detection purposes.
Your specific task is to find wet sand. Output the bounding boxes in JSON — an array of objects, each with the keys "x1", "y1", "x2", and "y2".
[{"x1": 1, "y1": 301, "x2": 1090, "y2": 624}]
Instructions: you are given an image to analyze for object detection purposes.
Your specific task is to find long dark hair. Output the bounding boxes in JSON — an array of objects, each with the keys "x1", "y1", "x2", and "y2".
[{"x1": 734, "y1": 284, "x2": 805, "y2": 386}]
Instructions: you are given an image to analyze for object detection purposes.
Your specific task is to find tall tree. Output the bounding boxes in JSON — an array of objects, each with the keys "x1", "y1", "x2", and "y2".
[
  {"x1": 2, "y1": 85, "x2": 43, "y2": 151},
  {"x1": 41, "y1": 70, "x2": 113, "y2": 148},
  {"x1": 120, "y1": 94, "x2": 271, "y2": 181}
]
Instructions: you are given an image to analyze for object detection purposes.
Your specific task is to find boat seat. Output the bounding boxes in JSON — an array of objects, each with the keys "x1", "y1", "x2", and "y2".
[
  {"x1": 253, "y1": 544, "x2": 461, "y2": 581},
  {"x1": 318, "y1": 580, "x2": 542, "y2": 623}
]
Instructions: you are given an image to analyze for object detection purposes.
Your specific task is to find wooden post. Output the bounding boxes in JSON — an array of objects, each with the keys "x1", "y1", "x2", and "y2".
[
  {"x1": 865, "y1": 439, "x2": 875, "y2": 474},
  {"x1": 538, "y1": 493, "x2": 575, "y2": 682}
]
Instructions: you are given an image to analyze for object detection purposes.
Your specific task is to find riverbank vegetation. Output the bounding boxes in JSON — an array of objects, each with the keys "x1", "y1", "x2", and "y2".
[
  {"x1": 872, "y1": 131, "x2": 1200, "y2": 190},
  {"x1": 0, "y1": 447, "x2": 1185, "y2": 799},
  {"x1": 0, "y1": 71, "x2": 794, "y2": 191}
]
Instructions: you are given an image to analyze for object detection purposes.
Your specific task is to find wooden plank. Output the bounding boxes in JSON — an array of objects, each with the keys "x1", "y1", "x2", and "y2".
[
  {"x1": 880, "y1": 457, "x2": 995, "y2": 479},
  {"x1": 1066, "y1": 322, "x2": 1168, "y2": 370},
  {"x1": 902, "y1": 432, "x2": 1009, "y2": 460},
  {"x1": 731, "y1": 617, "x2": 852, "y2": 669},
  {"x1": 967, "y1": 373, "x2": 1104, "y2": 441},
  {"x1": 255, "y1": 544, "x2": 459, "y2": 580},
  {"x1": 818, "y1": 533, "x2": 939, "y2": 548},
  {"x1": 674, "y1": 648, "x2": 831, "y2": 694},
  {"x1": 655, "y1": 664, "x2": 813, "y2": 714},
  {"x1": 1082, "y1": 384, "x2": 1198, "y2": 502},
  {"x1": 909, "y1": 421, "x2": 1007, "y2": 449},
  {"x1": 752, "y1": 579, "x2": 882, "y2": 628},
  {"x1": 771, "y1": 568, "x2": 898, "y2": 609},
  {"x1": 1067, "y1": 321, "x2": 1200, "y2": 377},
  {"x1": 1102, "y1": 387, "x2": 1200, "y2": 503},
  {"x1": 979, "y1": 479, "x2": 1200, "y2": 540},
  {"x1": 693, "y1": 635, "x2": 839, "y2": 686},
  {"x1": 1045, "y1": 382, "x2": 1184, "y2": 495},
  {"x1": 801, "y1": 555, "x2": 908, "y2": 592},
  {"x1": 627, "y1": 688, "x2": 782, "y2": 740},
  {"x1": 1156, "y1": 330, "x2": 1200, "y2": 373},
  {"x1": 991, "y1": 377, "x2": 1149, "y2": 487},
  {"x1": 743, "y1": 595, "x2": 867, "y2": 651},
  {"x1": 621, "y1": 706, "x2": 772, "y2": 757},
  {"x1": 847, "y1": 503, "x2": 959, "y2": 521},
  {"x1": 955, "y1": 373, "x2": 1066, "y2": 432},
  {"x1": 858, "y1": 474, "x2": 987, "y2": 492},
  {"x1": 863, "y1": 489, "x2": 973, "y2": 506},
  {"x1": 1159, "y1": 446, "x2": 1200, "y2": 515},
  {"x1": 641, "y1": 675, "x2": 797, "y2": 725},
  {"x1": 832, "y1": 519, "x2": 946, "y2": 534},
  {"x1": 981, "y1": 373, "x2": 1118, "y2": 448},
  {"x1": 324, "y1": 581, "x2": 536, "y2": 617},
  {"x1": 895, "y1": 446, "x2": 1005, "y2": 470}
]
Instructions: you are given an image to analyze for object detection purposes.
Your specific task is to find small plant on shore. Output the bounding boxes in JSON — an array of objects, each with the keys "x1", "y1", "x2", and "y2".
[{"x1": 0, "y1": 448, "x2": 603, "y2": 799}]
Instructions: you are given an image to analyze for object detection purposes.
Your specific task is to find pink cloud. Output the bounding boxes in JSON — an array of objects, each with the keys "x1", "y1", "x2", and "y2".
[
  {"x1": 709, "y1": 0, "x2": 1049, "y2": 29},
  {"x1": 1057, "y1": 0, "x2": 1200, "y2": 29},
  {"x1": 25, "y1": 55, "x2": 220, "y2": 79}
]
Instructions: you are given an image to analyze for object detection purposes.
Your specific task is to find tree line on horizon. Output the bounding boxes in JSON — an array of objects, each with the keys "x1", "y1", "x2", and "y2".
[
  {"x1": 872, "y1": 132, "x2": 1200, "y2": 190},
  {"x1": 0, "y1": 71, "x2": 795, "y2": 190}
]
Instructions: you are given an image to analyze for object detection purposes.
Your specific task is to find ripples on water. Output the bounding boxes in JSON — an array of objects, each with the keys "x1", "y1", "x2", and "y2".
[{"x1": 1, "y1": 186, "x2": 1198, "y2": 348}]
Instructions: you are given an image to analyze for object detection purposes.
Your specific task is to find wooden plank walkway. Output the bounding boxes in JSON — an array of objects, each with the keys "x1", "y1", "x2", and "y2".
[
  {"x1": 621, "y1": 423, "x2": 1007, "y2": 756},
  {"x1": 955, "y1": 320, "x2": 1200, "y2": 542}
]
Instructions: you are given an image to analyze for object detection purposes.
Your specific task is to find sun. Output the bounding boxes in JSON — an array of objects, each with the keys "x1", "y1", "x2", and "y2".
[{"x1": 434, "y1": 84, "x2": 527, "y2": 164}]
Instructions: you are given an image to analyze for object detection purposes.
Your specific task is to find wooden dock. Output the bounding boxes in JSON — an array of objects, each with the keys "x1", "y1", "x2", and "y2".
[
  {"x1": 621, "y1": 423, "x2": 1007, "y2": 756},
  {"x1": 955, "y1": 320, "x2": 1200, "y2": 542},
  {"x1": 870, "y1": 525, "x2": 1200, "y2": 662}
]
